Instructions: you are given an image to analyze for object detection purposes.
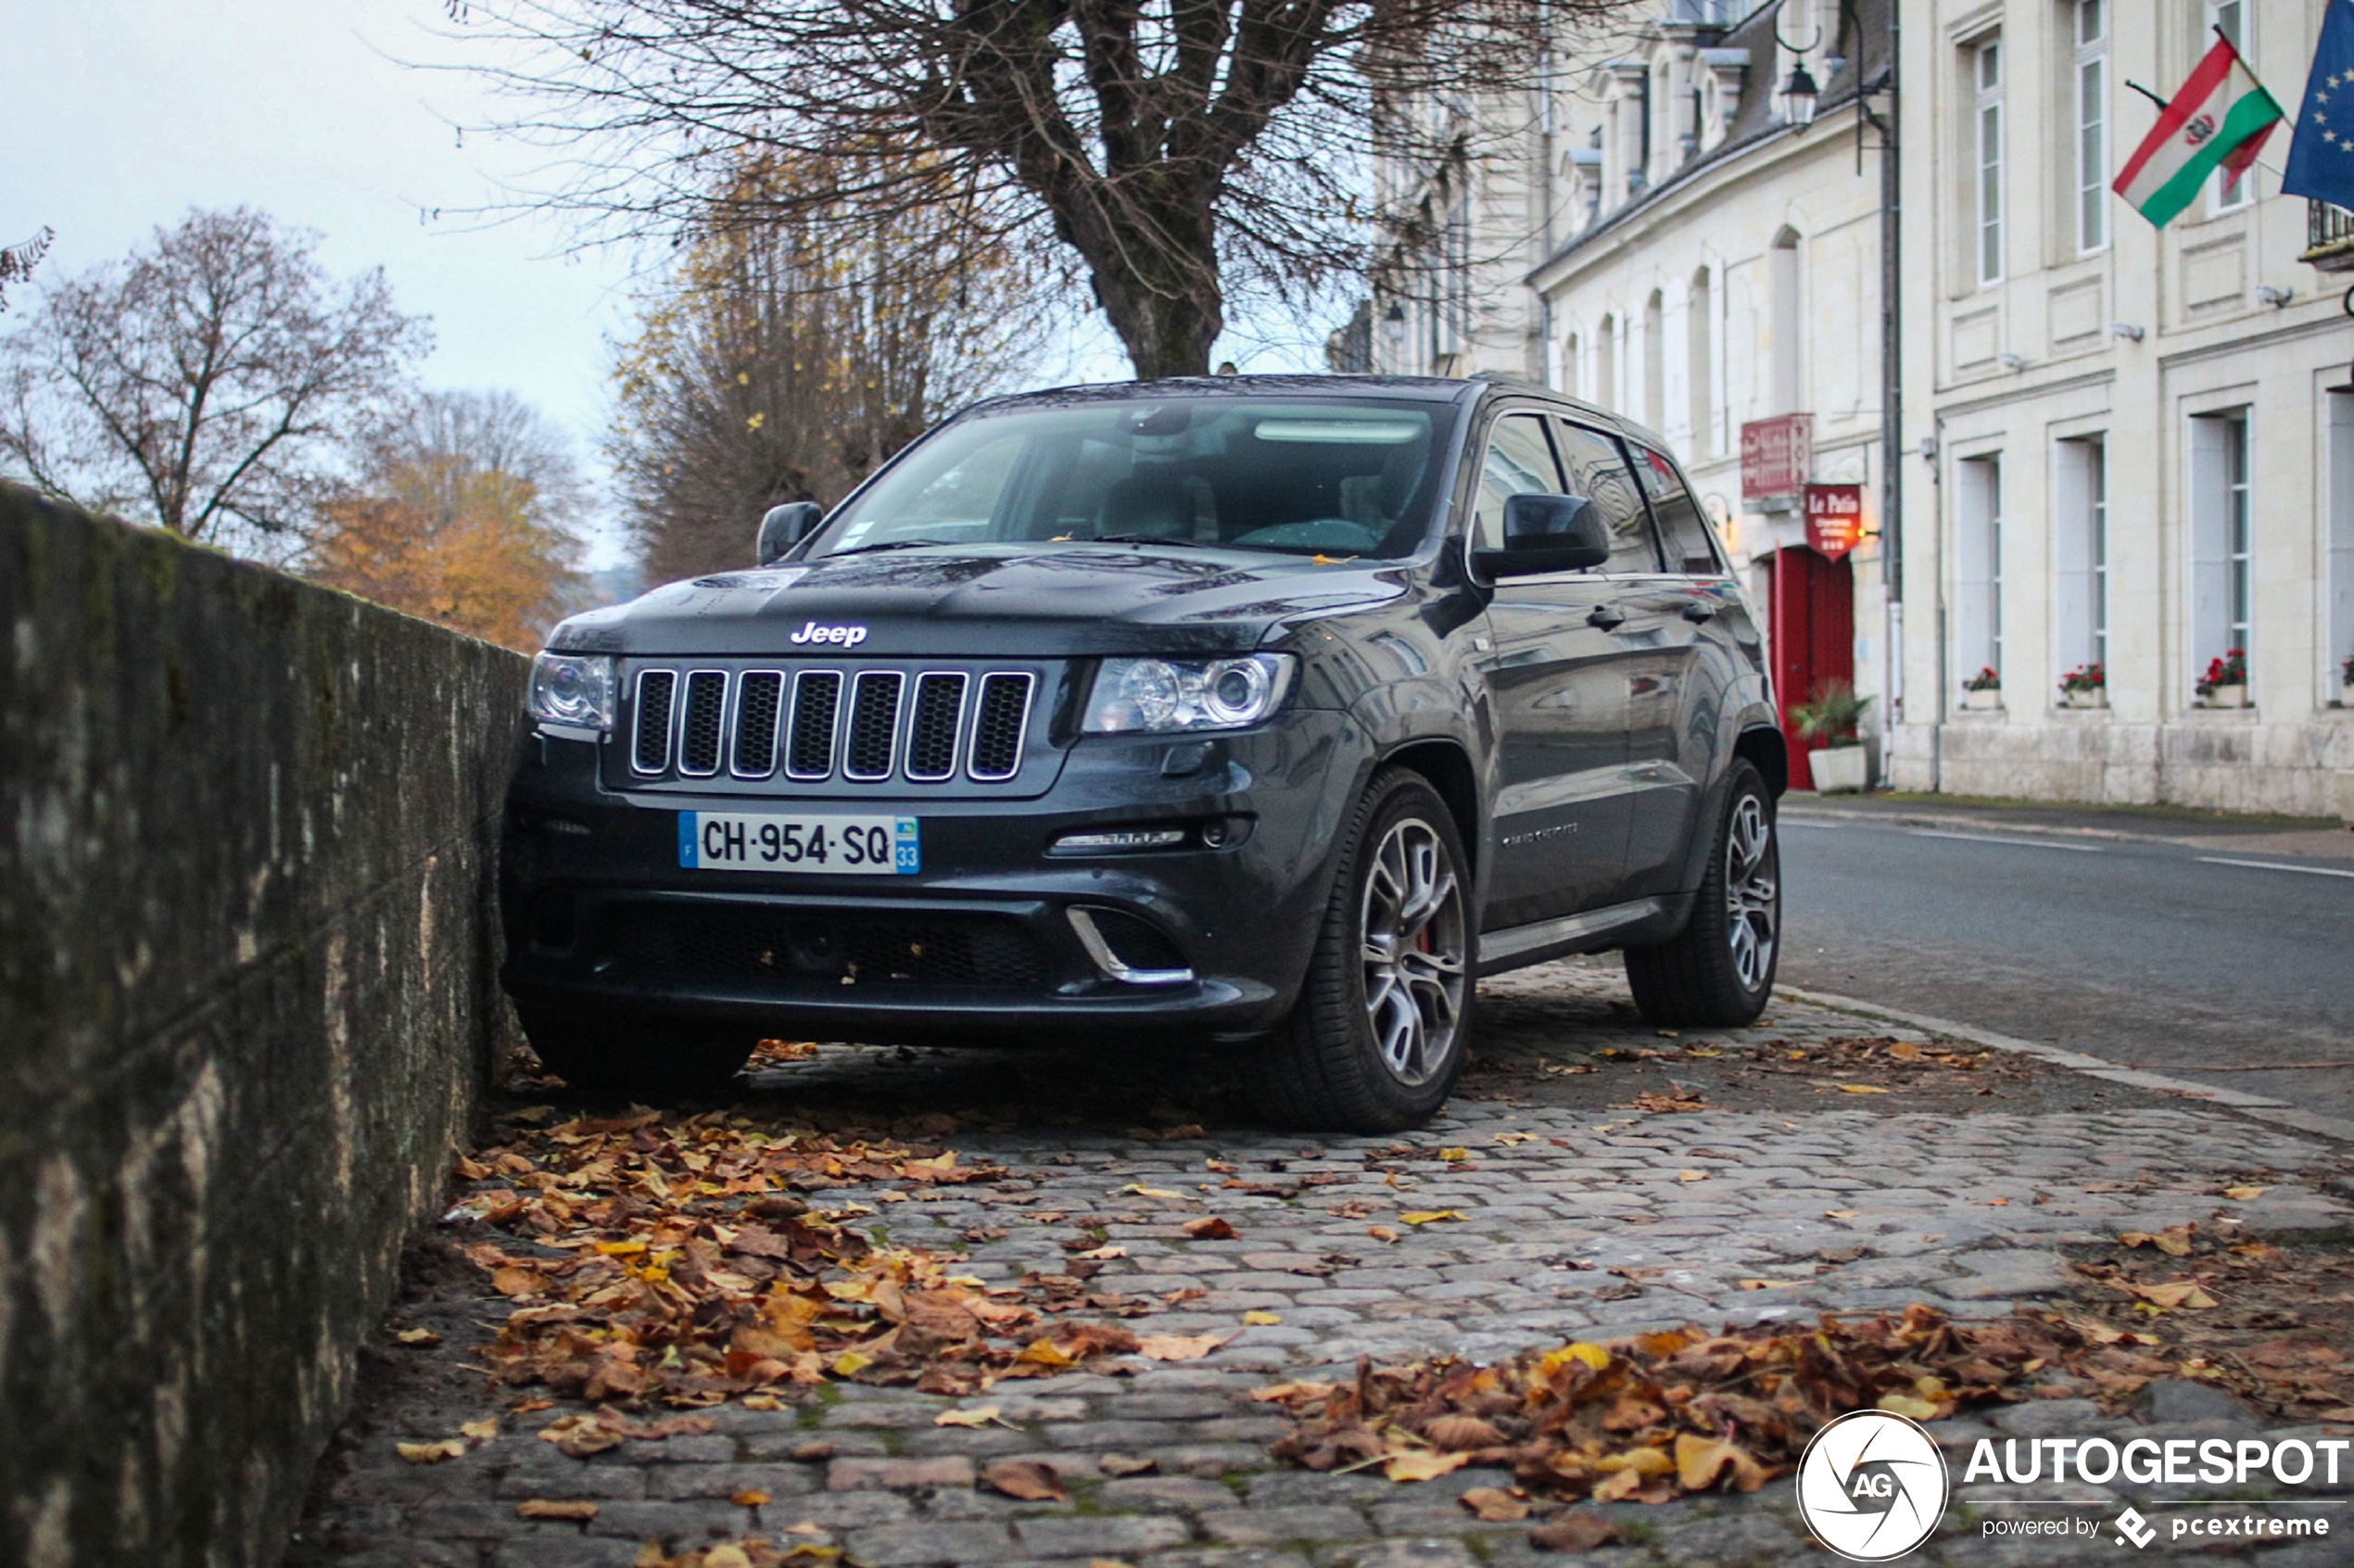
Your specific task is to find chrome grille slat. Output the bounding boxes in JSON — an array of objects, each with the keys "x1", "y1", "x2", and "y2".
[
  {"x1": 843, "y1": 671, "x2": 905, "y2": 780},
  {"x1": 786, "y1": 671, "x2": 842, "y2": 780},
  {"x1": 730, "y1": 670, "x2": 784, "y2": 778},
  {"x1": 677, "y1": 670, "x2": 728, "y2": 776},
  {"x1": 631, "y1": 669, "x2": 677, "y2": 774},
  {"x1": 904, "y1": 672, "x2": 968, "y2": 782},
  {"x1": 968, "y1": 672, "x2": 1033, "y2": 781}
]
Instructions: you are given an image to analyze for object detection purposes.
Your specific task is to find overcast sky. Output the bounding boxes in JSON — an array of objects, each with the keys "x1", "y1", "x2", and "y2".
[
  {"x1": 14, "y1": 2, "x2": 1337, "y2": 570},
  {"x1": 12, "y1": 0, "x2": 691, "y2": 568}
]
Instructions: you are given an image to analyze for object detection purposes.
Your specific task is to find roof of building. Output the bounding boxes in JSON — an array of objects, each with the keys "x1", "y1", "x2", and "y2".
[{"x1": 1531, "y1": 0, "x2": 1892, "y2": 283}]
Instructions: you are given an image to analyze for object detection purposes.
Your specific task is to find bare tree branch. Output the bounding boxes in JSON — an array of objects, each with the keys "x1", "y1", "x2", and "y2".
[
  {"x1": 0, "y1": 208, "x2": 430, "y2": 555},
  {"x1": 439, "y1": 0, "x2": 1618, "y2": 377}
]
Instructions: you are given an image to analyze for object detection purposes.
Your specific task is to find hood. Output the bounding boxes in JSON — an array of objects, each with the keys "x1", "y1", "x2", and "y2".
[{"x1": 547, "y1": 544, "x2": 1410, "y2": 659}]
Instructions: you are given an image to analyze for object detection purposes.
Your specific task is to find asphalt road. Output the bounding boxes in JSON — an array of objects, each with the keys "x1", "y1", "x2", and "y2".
[{"x1": 1772, "y1": 808, "x2": 2354, "y2": 1124}]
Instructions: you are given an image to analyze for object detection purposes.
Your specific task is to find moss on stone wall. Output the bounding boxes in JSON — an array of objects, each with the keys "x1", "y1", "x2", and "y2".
[{"x1": 0, "y1": 481, "x2": 528, "y2": 1568}]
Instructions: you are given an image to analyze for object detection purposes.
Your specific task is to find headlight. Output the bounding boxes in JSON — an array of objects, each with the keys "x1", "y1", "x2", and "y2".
[
  {"x1": 527, "y1": 651, "x2": 617, "y2": 730},
  {"x1": 1082, "y1": 653, "x2": 1296, "y2": 735}
]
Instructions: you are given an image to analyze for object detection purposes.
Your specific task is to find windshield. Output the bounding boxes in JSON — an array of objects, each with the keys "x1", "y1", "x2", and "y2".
[{"x1": 808, "y1": 396, "x2": 1448, "y2": 562}]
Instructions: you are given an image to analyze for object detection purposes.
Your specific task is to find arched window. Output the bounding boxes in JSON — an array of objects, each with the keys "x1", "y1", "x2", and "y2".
[{"x1": 1597, "y1": 314, "x2": 1618, "y2": 411}]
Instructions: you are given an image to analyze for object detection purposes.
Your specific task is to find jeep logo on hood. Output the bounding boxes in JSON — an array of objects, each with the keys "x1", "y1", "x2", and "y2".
[{"x1": 789, "y1": 621, "x2": 869, "y2": 648}]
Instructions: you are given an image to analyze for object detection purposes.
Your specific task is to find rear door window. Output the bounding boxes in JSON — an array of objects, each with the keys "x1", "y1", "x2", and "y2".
[
  {"x1": 1632, "y1": 445, "x2": 1726, "y2": 575},
  {"x1": 1550, "y1": 419, "x2": 1662, "y2": 574}
]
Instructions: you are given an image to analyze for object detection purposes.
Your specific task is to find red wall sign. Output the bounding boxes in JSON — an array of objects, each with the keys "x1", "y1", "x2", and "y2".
[
  {"x1": 1740, "y1": 413, "x2": 1813, "y2": 499},
  {"x1": 1803, "y1": 483, "x2": 1865, "y2": 559}
]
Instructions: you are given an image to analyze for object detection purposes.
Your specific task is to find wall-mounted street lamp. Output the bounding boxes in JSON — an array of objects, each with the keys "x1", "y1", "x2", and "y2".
[
  {"x1": 1382, "y1": 303, "x2": 1407, "y2": 349},
  {"x1": 1777, "y1": 62, "x2": 1819, "y2": 126}
]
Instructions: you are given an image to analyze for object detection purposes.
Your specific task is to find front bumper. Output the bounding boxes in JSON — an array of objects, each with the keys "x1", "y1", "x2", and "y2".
[{"x1": 498, "y1": 711, "x2": 1365, "y2": 1042}]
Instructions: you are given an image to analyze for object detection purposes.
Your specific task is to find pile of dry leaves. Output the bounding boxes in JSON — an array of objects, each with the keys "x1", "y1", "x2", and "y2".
[
  {"x1": 444, "y1": 1105, "x2": 1221, "y2": 1407},
  {"x1": 1261, "y1": 1307, "x2": 2079, "y2": 1507},
  {"x1": 2059, "y1": 1215, "x2": 2354, "y2": 1423}
]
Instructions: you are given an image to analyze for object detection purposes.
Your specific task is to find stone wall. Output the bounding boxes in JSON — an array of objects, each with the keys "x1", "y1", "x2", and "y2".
[
  {"x1": 0, "y1": 483, "x2": 528, "y2": 1567},
  {"x1": 1887, "y1": 714, "x2": 2354, "y2": 819}
]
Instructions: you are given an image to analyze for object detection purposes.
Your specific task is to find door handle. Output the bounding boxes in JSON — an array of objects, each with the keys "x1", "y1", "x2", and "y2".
[
  {"x1": 1587, "y1": 603, "x2": 1626, "y2": 630},
  {"x1": 1681, "y1": 601, "x2": 1717, "y2": 623}
]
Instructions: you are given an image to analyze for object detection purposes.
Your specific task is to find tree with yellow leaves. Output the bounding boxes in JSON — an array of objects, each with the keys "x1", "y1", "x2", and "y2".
[
  {"x1": 312, "y1": 390, "x2": 582, "y2": 650},
  {"x1": 610, "y1": 156, "x2": 1042, "y2": 583}
]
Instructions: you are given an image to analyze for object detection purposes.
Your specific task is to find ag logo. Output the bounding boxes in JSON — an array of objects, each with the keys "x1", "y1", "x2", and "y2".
[{"x1": 1794, "y1": 1410, "x2": 1950, "y2": 1562}]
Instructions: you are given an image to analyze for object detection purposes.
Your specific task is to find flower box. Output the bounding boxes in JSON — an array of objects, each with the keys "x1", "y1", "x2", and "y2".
[
  {"x1": 1962, "y1": 688, "x2": 2003, "y2": 711},
  {"x1": 2061, "y1": 689, "x2": 2107, "y2": 710},
  {"x1": 1809, "y1": 744, "x2": 1869, "y2": 794},
  {"x1": 2199, "y1": 684, "x2": 2248, "y2": 709}
]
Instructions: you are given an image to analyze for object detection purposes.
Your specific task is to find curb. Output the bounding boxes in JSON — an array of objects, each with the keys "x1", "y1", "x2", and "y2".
[
  {"x1": 1780, "y1": 800, "x2": 2354, "y2": 857},
  {"x1": 1773, "y1": 981, "x2": 2354, "y2": 1148}
]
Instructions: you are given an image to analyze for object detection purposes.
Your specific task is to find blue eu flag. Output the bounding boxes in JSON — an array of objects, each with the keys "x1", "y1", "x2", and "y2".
[{"x1": 2284, "y1": 0, "x2": 2354, "y2": 208}]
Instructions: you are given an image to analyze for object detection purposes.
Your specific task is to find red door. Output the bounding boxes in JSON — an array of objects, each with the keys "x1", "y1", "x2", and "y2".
[{"x1": 1764, "y1": 546, "x2": 1854, "y2": 792}]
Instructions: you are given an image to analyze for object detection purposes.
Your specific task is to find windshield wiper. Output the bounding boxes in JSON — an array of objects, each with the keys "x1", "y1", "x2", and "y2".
[
  {"x1": 823, "y1": 537, "x2": 963, "y2": 558},
  {"x1": 1083, "y1": 534, "x2": 1220, "y2": 549}
]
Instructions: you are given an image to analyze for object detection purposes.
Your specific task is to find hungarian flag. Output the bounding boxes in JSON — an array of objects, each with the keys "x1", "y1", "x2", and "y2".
[{"x1": 2113, "y1": 35, "x2": 2285, "y2": 229}]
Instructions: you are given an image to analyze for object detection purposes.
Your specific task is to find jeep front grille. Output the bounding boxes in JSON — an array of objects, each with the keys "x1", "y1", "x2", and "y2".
[
  {"x1": 730, "y1": 671, "x2": 784, "y2": 777},
  {"x1": 843, "y1": 671, "x2": 904, "y2": 780},
  {"x1": 786, "y1": 671, "x2": 842, "y2": 779},
  {"x1": 629, "y1": 662, "x2": 1039, "y2": 786},
  {"x1": 632, "y1": 670, "x2": 677, "y2": 773},
  {"x1": 969, "y1": 673, "x2": 1033, "y2": 781},
  {"x1": 677, "y1": 671, "x2": 728, "y2": 776}
]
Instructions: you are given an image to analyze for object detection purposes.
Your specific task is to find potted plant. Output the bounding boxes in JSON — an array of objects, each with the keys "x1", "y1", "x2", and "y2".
[
  {"x1": 1792, "y1": 679, "x2": 1873, "y2": 793},
  {"x1": 1961, "y1": 666, "x2": 2002, "y2": 711},
  {"x1": 2196, "y1": 649, "x2": 2247, "y2": 709},
  {"x1": 2057, "y1": 663, "x2": 2107, "y2": 709}
]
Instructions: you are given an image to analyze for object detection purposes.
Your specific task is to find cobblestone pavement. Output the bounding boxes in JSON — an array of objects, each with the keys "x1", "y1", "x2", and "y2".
[{"x1": 294, "y1": 960, "x2": 2354, "y2": 1568}]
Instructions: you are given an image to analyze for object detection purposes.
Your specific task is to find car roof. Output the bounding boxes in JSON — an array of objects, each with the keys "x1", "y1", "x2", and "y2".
[
  {"x1": 956, "y1": 373, "x2": 1675, "y2": 461},
  {"x1": 963, "y1": 373, "x2": 1477, "y2": 414}
]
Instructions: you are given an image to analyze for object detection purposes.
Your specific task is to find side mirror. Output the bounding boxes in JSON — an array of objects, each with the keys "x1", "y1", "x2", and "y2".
[
  {"x1": 755, "y1": 501, "x2": 824, "y2": 566},
  {"x1": 1474, "y1": 492, "x2": 1612, "y2": 578}
]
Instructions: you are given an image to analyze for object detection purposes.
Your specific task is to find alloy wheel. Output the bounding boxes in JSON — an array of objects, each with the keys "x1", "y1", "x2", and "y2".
[
  {"x1": 1724, "y1": 794, "x2": 1779, "y2": 990},
  {"x1": 1359, "y1": 816, "x2": 1468, "y2": 1086}
]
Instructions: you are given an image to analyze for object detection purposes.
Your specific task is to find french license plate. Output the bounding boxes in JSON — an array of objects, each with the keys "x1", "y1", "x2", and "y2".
[{"x1": 677, "y1": 812, "x2": 919, "y2": 874}]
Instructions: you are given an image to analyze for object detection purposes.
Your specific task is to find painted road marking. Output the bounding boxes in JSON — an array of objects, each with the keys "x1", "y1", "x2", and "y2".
[
  {"x1": 2196, "y1": 856, "x2": 2354, "y2": 880},
  {"x1": 1905, "y1": 829, "x2": 2104, "y2": 852}
]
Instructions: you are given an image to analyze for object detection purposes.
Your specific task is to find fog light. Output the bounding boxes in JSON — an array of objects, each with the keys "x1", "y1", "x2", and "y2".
[{"x1": 1052, "y1": 826, "x2": 1188, "y2": 854}]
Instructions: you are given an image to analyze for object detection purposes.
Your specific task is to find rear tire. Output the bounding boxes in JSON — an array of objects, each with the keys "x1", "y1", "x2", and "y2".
[
  {"x1": 1247, "y1": 768, "x2": 1476, "y2": 1132},
  {"x1": 518, "y1": 1008, "x2": 751, "y2": 1100},
  {"x1": 1624, "y1": 760, "x2": 1779, "y2": 1028}
]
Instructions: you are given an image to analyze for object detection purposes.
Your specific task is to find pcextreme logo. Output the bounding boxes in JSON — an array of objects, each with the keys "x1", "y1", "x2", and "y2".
[{"x1": 1794, "y1": 1410, "x2": 1951, "y2": 1562}]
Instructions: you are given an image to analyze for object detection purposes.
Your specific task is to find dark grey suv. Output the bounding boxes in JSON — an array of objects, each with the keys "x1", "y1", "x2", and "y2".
[{"x1": 501, "y1": 375, "x2": 1786, "y2": 1131}]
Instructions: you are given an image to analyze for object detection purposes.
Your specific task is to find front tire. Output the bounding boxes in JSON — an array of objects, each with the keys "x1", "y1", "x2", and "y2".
[
  {"x1": 518, "y1": 1007, "x2": 752, "y2": 1101},
  {"x1": 1247, "y1": 768, "x2": 1475, "y2": 1132},
  {"x1": 1624, "y1": 759, "x2": 1779, "y2": 1027}
]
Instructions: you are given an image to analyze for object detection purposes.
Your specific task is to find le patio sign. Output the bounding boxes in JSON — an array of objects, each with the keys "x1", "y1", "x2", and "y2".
[
  {"x1": 1803, "y1": 483, "x2": 1866, "y2": 559},
  {"x1": 1740, "y1": 413, "x2": 1812, "y2": 499}
]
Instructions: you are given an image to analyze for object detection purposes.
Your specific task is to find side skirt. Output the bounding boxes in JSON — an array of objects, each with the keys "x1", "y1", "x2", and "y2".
[{"x1": 1476, "y1": 894, "x2": 1693, "y2": 975}]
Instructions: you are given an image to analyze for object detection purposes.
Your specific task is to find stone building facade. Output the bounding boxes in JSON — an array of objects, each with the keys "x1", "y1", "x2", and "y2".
[
  {"x1": 1891, "y1": 0, "x2": 2354, "y2": 815},
  {"x1": 1367, "y1": 0, "x2": 2354, "y2": 815}
]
